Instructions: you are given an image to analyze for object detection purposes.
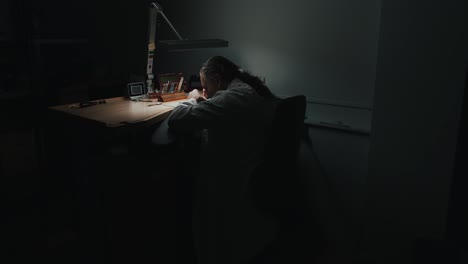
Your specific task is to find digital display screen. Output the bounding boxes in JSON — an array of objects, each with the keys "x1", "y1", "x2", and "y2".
[{"x1": 131, "y1": 85, "x2": 143, "y2": 95}]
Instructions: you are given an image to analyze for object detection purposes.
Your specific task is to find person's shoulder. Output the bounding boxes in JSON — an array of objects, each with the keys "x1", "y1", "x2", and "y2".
[
  {"x1": 225, "y1": 78, "x2": 257, "y2": 97},
  {"x1": 205, "y1": 84, "x2": 252, "y2": 110},
  {"x1": 228, "y1": 78, "x2": 252, "y2": 90}
]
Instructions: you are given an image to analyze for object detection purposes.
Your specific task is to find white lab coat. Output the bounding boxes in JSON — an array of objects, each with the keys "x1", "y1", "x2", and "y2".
[{"x1": 168, "y1": 79, "x2": 279, "y2": 264}]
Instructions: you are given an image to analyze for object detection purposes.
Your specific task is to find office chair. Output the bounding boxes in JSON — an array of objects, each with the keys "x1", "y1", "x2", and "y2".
[
  {"x1": 250, "y1": 95, "x2": 308, "y2": 220},
  {"x1": 247, "y1": 95, "x2": 319, "y2": 263}
]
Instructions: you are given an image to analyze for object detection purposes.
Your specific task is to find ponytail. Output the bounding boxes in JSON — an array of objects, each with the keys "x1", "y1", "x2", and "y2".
[{"x1": 235, "y1": 70, "x2": 276, "y2": 99}]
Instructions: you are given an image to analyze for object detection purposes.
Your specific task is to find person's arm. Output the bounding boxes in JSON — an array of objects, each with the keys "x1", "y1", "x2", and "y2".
[
  {"x1": 186, "y1": 88, "x2": 207, "y2": 103},
  {"x1": 168, "y1": 97, "x2": 224, "y2": 133},
  {"x1": 168, "y1": 90, "x2": 245, "y2": 133}
]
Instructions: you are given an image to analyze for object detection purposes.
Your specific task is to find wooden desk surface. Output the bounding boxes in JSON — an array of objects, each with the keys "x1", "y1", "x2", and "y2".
[{"x1": 49, "y1": 97, "x2": 187, "y2": 128}]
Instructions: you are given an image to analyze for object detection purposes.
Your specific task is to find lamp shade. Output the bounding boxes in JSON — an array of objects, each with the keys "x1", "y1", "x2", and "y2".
[{"x1": 158, "y1": 39, "x2": 229, "y2": 51}]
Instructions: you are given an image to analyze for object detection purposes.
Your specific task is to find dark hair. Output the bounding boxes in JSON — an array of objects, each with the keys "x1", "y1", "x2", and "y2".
[{"x1": 200, "y1": 56, "x2": 276, "y2": 99}]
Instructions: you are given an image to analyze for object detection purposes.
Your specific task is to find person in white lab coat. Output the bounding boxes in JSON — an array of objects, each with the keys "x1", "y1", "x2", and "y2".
[{"x1": 168, "y1": 56, "x2": 280, "y2": 264}]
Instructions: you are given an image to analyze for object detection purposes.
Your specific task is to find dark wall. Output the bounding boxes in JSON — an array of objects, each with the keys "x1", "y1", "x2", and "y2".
[
  {"x1": 1, "y1": 0, "x2": 177, "y2": 104},
  {"x1": 303, "y1": 128, "x2": 370, "y2": 258},
  {"x1": 161, "y1": 0, "x2": 381, "y2": 108},
  {"x1": 363, "y1": 0, "x2": 467, "y2": 263},
  {"x1": 34, "y1": 0, "x2": 150, "y2": 103},
  {"x1": 0, "y1": 1, "x2": 10, "y2": 35}
]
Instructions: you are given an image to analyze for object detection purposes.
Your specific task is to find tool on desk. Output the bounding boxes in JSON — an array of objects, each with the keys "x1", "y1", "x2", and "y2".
[
  {"x1": 148, "y1": 102, "x2": 162, "y2": 106},
  {"x1": 135, "y1": 98, "x2": 153, "y2": 102},
  {"x1": 78, "y1": 100, "x2": 106, "y2": 108}
]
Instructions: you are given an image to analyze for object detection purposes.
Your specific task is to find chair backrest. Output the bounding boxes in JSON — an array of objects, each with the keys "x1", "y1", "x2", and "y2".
[
  {"x1": 250, "y1": 95, "x2": 307, "y2": 217},
  {"x1": 267, "y1": 95, "x2": 306, "y2": 165}
]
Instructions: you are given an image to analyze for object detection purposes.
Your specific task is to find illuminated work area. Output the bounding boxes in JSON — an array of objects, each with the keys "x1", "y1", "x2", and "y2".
[{"x1": 1, "y1": 0, "x2": 467, "y2": 263}]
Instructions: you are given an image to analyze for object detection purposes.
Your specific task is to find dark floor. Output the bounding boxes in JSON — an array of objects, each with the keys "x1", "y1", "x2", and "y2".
[
  {"x1": 3, "y1": 134, "x2": 329, "y2": 264},
  {"x1": 8, "y1": 136, "x2": 467, "y2": 264},
  {"x1": 7, "y1": 122, "x2": 467, "y2": 264},
  {"x1": 2, "y1": 117, "x2": 194, "y2": 263}
]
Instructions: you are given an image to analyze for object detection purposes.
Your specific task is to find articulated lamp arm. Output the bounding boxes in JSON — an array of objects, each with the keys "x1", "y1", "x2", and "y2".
[
  {"x1": 145, "y1": 2, "x2": 228, "y2": 94},
  {"x1": 150, "y1": 3, "x2": 184, "y2": 41},
  {"x1": 146, "y1": 2, "x2": 184, "y2": 93}
]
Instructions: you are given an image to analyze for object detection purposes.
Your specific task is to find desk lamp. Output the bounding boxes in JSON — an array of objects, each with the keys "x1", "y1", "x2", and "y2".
[{"x1": 146, "y1": 2, "x2": 229, "y2": 94}]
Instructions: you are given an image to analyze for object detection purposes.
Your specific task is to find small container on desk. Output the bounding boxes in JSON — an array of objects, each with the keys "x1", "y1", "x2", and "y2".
[{"x1": 154, "y1": 72, "x2": 188, "y2": 102}]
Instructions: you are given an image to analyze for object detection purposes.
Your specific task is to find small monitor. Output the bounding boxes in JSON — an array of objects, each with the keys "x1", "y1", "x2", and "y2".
[{"x1": 127, "y1": 82, "x2": 146, "y2": 100}]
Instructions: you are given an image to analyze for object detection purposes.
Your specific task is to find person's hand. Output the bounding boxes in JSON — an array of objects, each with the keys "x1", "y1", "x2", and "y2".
[{"x1": 188, "y1": 89, "x2": 207, "y2": 102}]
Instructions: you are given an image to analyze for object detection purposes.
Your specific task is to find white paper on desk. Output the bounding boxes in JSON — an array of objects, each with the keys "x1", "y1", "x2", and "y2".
[{"x1": 162, "y1": 99, "x2": 190, "y2": 108}]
